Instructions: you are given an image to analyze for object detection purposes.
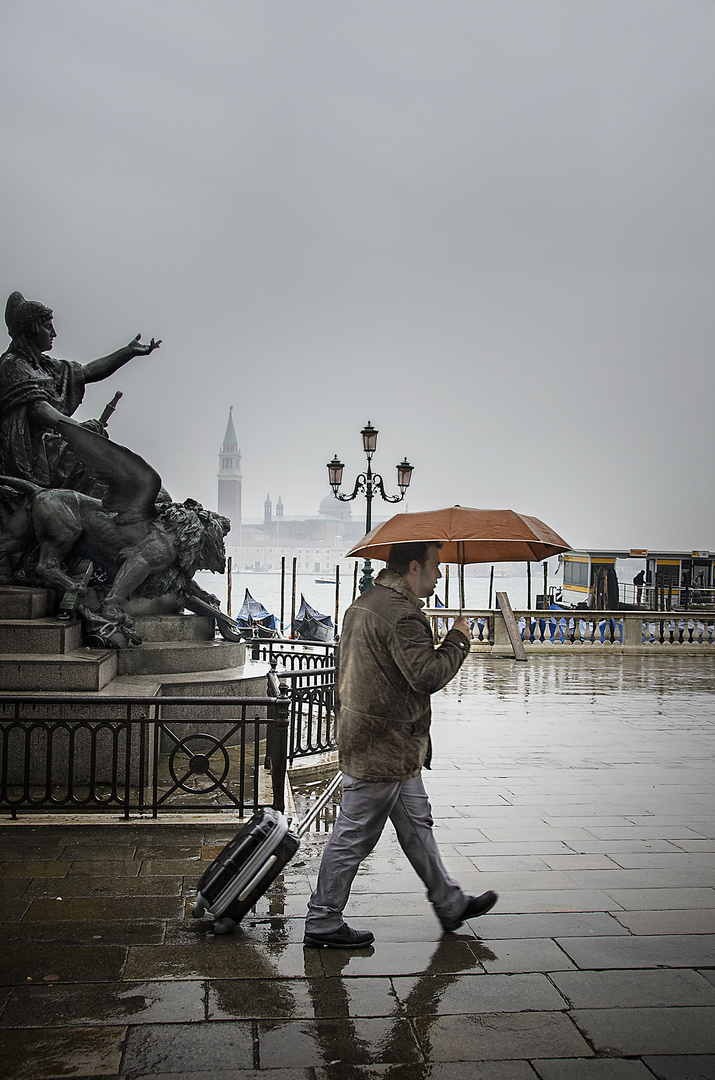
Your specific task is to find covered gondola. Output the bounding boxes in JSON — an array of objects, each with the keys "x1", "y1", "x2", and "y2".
[
  {"x1": 236, "y1": 589, "x2": 278, "y2": 638},
  {"x1": 293, "y1": 595, "x2": 334, "y2": 642}
]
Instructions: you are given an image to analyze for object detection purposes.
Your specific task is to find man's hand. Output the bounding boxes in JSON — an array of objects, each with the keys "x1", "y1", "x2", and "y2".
[{"x1": 452, "y1": 615, "x2": 472, "y2": 639}]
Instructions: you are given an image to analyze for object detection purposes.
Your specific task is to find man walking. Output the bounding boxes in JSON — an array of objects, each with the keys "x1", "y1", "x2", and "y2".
[{"x1": 304, "y1": 541, "x2": 497, "y2": 949}]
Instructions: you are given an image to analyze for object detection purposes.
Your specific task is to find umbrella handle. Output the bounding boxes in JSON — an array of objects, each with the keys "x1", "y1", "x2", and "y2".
[{"x1": 458, "y1": 540, "x2": 464, "y2": 614}]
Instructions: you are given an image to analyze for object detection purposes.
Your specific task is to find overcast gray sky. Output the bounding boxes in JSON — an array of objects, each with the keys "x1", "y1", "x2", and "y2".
[{"x1": 1, "y1": 0, "x2": 713, "y2": 551}]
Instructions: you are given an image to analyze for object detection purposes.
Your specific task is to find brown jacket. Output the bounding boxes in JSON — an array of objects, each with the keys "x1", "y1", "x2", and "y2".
[{"x1": 336, "y1": 568, "x2": 470, "y2": 782}]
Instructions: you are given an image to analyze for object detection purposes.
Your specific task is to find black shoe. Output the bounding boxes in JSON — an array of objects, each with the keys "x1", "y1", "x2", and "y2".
[
  {"x1": 441, "y1": 890, "x2": 498, "y2": 932},
  {"x1": 303, "y1": 924, "x2": 375, "y2": 949}
]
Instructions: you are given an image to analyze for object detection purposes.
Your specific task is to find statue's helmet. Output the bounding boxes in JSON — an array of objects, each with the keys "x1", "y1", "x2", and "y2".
[{"x1": 5, "y1": 291, "x2": 53, "y2": 338}]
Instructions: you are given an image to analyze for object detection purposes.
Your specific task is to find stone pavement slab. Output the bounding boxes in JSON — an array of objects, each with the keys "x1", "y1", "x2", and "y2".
[
  {"x1": 572, "y1": 1005, "x2": 715, "y2": 1055},
  {"x1": 549, "y1": 968, "x2": 715, "y2": 1008},
  {"x1": 642, "y1": 1055, "x2": 715, "y2": 1079},
  {"x1": 532, "y1": 1061, "x2": 656, "y2": 1079},
  {"x1": 412, "y1": 1010, "x2": 592, "y2": 1061}
]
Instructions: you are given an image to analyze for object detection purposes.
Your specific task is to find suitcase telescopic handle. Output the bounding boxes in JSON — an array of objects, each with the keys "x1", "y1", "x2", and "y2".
[{"x1": 295, "y1": 772, "x2": 343, "y2": 839}]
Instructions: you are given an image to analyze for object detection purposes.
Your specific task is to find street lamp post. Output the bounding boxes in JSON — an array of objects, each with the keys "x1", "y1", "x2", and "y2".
[{"x1": 327, "y1": 421, "x2": 413, "y2": 592}]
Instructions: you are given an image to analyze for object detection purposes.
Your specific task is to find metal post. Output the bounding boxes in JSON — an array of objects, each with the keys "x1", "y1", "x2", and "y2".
[
  {"x1": 226, "y1": 556, "x2": 232, "y2": 617},
  {"x1": 445, "y1": 564, "x2": 449, "y2": 607},
  {"x1": 543, "y1": 561, "x2": 548, "y2": 608},
  {"x1": 527, "y1": 562, "x2": 532, "y2": 608},
  {"x1": 280, "y1": 557, "x2": 285, "y2": 633},
  {"x1": 359, "y1": 461, "x2": 374, "y2": 593},
  {"x1": 269, "y1": 682, "x2": 291, "y2": 811},
  {"x1": 488, "y1": 565, "x2": 494, "y2": 608}
]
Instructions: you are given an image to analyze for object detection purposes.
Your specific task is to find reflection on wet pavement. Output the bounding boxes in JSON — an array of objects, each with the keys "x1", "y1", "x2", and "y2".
[{"x1": 1, "y1": 653, "x2": 713, "y2": 1076}]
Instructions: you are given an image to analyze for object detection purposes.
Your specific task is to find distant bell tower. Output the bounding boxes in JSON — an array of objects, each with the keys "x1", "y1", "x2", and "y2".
[
  {"x1": 217, "y1": 407, "x2": 242, "y2": 540},
  {"x1": 264, "y1": 492, "x2": 272, "y2": 525}
]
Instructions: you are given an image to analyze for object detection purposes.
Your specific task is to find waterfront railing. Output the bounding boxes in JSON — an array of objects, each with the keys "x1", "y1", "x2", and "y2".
[{"x1": 426, "y1": 608, "x2": 715, "y2": 651}]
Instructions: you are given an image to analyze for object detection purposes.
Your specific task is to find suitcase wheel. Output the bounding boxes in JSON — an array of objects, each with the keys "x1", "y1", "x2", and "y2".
[
  {"x1": 192, "y1": 895, "x2": 207, "y2": 919},
  {"x1": 212, "y1": 916, "x2": 237, "y2": 935}
]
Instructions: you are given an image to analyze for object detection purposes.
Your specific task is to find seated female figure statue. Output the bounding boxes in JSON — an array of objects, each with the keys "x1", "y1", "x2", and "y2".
[{"x1": 0, "y1": 290, "x2": 160, "y2": 491}]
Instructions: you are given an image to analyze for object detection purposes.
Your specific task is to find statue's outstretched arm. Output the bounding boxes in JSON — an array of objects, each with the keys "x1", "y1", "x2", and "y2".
[{"x1": 82, "y1": 334, "x2": 161, "y2": 384}]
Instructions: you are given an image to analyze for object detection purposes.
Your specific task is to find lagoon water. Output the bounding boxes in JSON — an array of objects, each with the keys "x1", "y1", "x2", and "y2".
[{"x1": 194, "y1": 567, "x2": 534, "y2": 634}]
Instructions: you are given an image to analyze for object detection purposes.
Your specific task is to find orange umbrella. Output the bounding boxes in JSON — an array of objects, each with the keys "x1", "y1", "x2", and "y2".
[{"x1": 346, "y1": 505, "x2": 569, "y2": 565}]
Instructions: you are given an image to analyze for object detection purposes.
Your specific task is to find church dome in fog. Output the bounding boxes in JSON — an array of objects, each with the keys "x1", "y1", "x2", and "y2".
[{"x1": 319, "y1": 492, "x2": 352, "y2": 519}]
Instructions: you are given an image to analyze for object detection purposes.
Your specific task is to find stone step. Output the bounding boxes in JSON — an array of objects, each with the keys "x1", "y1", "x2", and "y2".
[
  {"x1": 116, "y1": 639, "x2": 246, "y2": 677},
  {"x1": 0, "y1": 650, "x2": 118, "y2": 692},
  {"x1": 0, "y1": 586, "x2": 51, "y2": 620},
  {"x1": 0, "y1": 618, "x2": 83, "y2": 655},
  {"x1": 131, "y1": 613, "x2": 215, "y2": 643}
]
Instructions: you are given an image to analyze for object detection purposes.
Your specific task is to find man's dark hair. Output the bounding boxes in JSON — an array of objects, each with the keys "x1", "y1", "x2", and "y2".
[{"x1": 387, "y1": 541, "x2": 442, "y2": 576}]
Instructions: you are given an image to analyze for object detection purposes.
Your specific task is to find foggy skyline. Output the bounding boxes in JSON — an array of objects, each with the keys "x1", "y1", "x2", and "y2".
[{"x1": 1, "y1": 0, "x2": 713, "y2": 552}]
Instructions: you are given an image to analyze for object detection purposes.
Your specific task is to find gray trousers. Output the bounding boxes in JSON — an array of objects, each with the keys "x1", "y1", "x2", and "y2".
[{"x1": 305, "y1": 772, "x2": 468, "y2": 933}]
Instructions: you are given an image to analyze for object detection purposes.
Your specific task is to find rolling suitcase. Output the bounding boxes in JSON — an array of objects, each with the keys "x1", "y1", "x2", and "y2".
[{"x1": 192, "y1": 772, "x2": 342, "y2": 934}]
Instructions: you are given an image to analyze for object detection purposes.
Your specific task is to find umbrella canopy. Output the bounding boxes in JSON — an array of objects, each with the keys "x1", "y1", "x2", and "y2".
[{"x1": 346, "y1": 506, "x2": 569, "y2": 564}]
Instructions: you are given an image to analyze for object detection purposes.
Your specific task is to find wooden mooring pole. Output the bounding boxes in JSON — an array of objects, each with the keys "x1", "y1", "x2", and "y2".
[
  {"x1": 291, "y1": 557, "x2": 297, "y2": 638},
  {"x1": 334, "y1": 566, "x2": 340, "y2": 636},
  {"x1": 280, "y1": 557, "x2": 285, "y2": 631},
  {"x1": 226, "y1": 556, "x2": 232, "y2": 617}
]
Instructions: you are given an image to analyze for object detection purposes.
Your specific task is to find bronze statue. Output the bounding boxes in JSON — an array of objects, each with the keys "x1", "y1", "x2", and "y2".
[
  {"x1": 0, "y1": 291, "x2": 229, "y2": 648},
  {"x1": 0, "y1": 291, "x2": 160, "y2": 490}
]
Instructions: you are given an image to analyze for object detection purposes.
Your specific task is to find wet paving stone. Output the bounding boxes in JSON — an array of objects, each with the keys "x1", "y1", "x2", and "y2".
[
  {"x1": 258, "y1": 1016, "x2": 422, "y2": 1068},
  {"x1": 572, "y1": 1006, "x2": 715, "y2": 1056},
  {"x1": 0, "y1": 898, "x2": 31, "y2": 923},
  {"x1": 65, "y1": 858, "x2": 142, "y2": 876},
  {"x1": 208, "y1": 976, "x2": 399, "y2": 1019},
  {"x1": 482, "y1": 912, "x2": 629, "y2": 939},
  {"x1": 362, "y1": 914, "x2": 457, "y2": 943},
  {"x1": 0, "y1": 945, "x2": 127, "y2": 985},
  {"x1": 485, "y1": 889, "x2": 621, "y2": 914},
  {"x1": 318, "y1": 938, "x2": 491, "y2": 978},
  {"x1": 413, "y1": 1010, "x2": 592, "y2": 1061},
  {"x1": 29, "y1": 875, "x2": 183, "y2": 897},
  {"x1": 641, "y1": 1054, "x2": 715, "y2": 1079},
  {"x1": 613, "y1": 909, "x2": 715, "y2": 935},
  {"x1": 122, "y1": 1020, "x2": 254, "y2": 1075},
  {"x1": 0, "y1": 860, "x2": 71, "y2": 877},
  {"x1": 557, "y1": 934, "x2": 715, "y2": 969},
  {"x1": 392, "y1": 972, "x2": 567, "y2": 1014},
  {"x1": 1, "y1": 918, "x2": 165, "y2": 947},
  {"x1": 124, "y1": 940, "x2": 323, "y2": 980},
  {"x1": 550, "y1": 968, "x2": 715, "y2": 1009},
  {"x1": 313, "y1": 1065, "x2": 539, "y2": 1079},
  {"x1": 0, "y1": 979, "x2": 204, "y2": 1027},
  {"x1": 140, "y1": 858, "x2": 204, "y2": 876},
  {"x1": 23, "y1": 895, "x2": 184, "y2": 921},
  {"x1": 165, "y1": 914, "x2": 306, "y2": 946},
  {"x1": 0, "y1": 1023, "x2": 126, "y2": 1078},
  {"x1": 480, "y1": 938, "x2": 576, "y2": 974},
  {"x1": 532, "y1": 1059, "x2": 656, "y2": 1078},
  {"x1": 0, "y1": 879, "x2": 29, "y2": 898}
]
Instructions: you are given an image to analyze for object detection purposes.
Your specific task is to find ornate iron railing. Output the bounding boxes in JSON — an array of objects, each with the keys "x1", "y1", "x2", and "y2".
[
  {"x1": 266, "y1": 657, "x2": 337, "y2": 762},
  {"x1": 0, "y1": 691, "x2": 290, "y2": 819}
]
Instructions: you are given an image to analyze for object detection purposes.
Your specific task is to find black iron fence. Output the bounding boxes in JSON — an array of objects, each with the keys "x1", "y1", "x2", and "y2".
[
  {"x1": 267, "y1": 659, "x2": 337, "y2": 762},
  {"x1": 0, "y1": 692, "x2": 291, "y2": 819},
  {"x1": 0, "y1": 643, "x2": 338, "y2": 818}
]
